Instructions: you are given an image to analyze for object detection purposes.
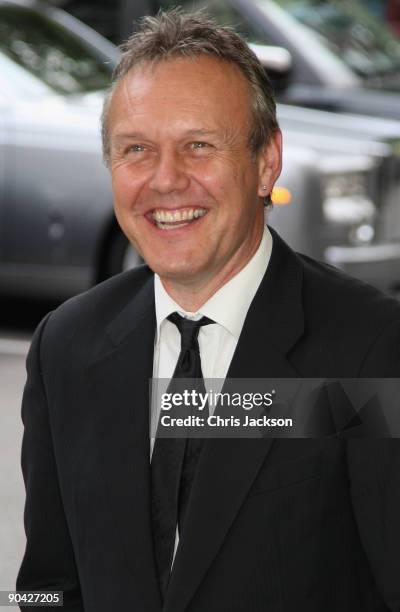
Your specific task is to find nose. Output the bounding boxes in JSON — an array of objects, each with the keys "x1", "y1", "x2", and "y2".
[{"x1": 148, "y1": 150, "x2": 190, "y2": 194}]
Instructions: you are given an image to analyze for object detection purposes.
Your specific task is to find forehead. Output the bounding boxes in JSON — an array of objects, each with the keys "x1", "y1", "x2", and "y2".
[{"x1": 107, "y1": 55, "x2": 253, "y2": 136}]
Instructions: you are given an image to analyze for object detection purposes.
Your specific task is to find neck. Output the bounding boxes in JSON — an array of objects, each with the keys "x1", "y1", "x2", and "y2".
[{"x1": 160, "y1": 227, "x2": 264, "y2": 312}]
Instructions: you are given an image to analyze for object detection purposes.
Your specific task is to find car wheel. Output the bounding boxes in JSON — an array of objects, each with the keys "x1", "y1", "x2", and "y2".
[{"x1": 105, "y1": 230, "x2": 143, "y2": 277}]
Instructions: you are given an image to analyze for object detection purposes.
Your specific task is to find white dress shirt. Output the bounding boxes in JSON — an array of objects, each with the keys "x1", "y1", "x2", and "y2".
[{"x1": 150, "y1": 224, "x2": 273, "y2": 564}]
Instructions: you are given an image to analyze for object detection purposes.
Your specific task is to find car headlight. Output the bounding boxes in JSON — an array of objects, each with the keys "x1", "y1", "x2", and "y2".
[{"x1": 322, "y1": 173, "x2": 376, "y2": 225}]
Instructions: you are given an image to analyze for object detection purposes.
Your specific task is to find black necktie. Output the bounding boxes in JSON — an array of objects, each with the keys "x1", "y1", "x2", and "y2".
[{"x1": 151, "y1": 312, "x2": 213, "y2": 599}]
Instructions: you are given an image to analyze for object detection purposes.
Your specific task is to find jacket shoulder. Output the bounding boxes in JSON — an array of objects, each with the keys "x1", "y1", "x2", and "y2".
[
  {"x1": 294, "y1": 252, "x2": 400, "y2": 375},
  {"x1": 36, "y1": 265, "x2": 154, "y2": 359},
  {"x1": 299, "y1": 252, "x2": 400, "y2": 326}
]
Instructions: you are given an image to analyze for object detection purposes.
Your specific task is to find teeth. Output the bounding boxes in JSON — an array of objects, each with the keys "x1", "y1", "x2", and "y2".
[
  {"x1": 153, "y1": 210, "x2": 167, "y2": 222},
  {"x1": 152, "y1": 208, "x2": 206, "y2": 224},
  {"x1": 156, "y1": 222, "x2": 189, "y2": 230}
]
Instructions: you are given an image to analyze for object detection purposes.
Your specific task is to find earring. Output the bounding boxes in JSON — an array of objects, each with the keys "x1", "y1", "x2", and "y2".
[{"x1": 261, "y1": 185, "x2": 272, "y2": 207}]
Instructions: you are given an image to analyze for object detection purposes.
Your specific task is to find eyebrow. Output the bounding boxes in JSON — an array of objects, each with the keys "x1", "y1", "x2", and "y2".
[
  {"x1": 181, "y1": 129, "x2": 219, "y2": 138},
  {"x1": 112, "y1": 128, "x2": 219, "y2": 143},
  {"x1": 112, "y1": 132, "x2": 147, "y2": 143}
]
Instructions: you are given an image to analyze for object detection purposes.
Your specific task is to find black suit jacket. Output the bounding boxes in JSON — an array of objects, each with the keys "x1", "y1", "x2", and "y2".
[{"x1": 17, "y1": 228, "x2": 400, "y2": 611}]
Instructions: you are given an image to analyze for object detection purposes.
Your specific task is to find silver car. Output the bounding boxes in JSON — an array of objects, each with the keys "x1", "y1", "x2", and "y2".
[{"x1": 0, "y1": 0, "x2": 399, "y2": 299}]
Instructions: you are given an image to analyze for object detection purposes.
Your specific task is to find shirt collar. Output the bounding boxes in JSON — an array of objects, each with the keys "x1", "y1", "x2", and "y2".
[{"x1": 154, "y1": 225, "x2": 272, "y2": 340}]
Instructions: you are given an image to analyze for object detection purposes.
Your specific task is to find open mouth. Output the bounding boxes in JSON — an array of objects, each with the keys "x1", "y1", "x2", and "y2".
[{"x1": 149, "y1": 207, "x2": 208, "y2": 230}]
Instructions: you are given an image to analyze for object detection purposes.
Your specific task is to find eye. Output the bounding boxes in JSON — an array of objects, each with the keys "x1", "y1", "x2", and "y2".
[
  {"x1": 129, "y1": 144, "x2": 146, "y2": 153},
  {"x1": 189, "y1": 141, "x2": 209, "y2": 150}
]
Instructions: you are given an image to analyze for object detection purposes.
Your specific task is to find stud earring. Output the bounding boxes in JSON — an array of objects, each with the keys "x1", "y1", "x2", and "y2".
[{"x1": 261, "y1": 186, "x2": 272, "y2": 208}]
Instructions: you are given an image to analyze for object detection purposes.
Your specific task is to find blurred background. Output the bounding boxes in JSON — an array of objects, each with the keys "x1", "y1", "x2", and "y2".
[{"x1": 1, "y1": 0, "x2": 400, "y2": 604}]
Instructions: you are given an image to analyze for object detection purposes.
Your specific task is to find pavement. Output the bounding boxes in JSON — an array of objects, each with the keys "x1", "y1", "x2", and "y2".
[
  {"x1": 0, "y1": 337, "x2": 30, "y2": 609},
  {"x1": 0, "y1": 297, "x2": 54, "y2": 610}
]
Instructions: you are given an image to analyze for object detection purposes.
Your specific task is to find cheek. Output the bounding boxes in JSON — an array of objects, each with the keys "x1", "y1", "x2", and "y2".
[
  {"x1": 193, "y1": 157, "x2": 237, "y2": 189},
  {"x1": 204, "y1": 160, "x2": 254, "y2": 198},
  {"x1": 112, "y1": 168, "x2": 142, "y2": 207}
]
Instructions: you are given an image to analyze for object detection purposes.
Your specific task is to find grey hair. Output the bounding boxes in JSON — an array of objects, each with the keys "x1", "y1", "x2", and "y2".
[{"x1": 101, "y1": 7, "x2": 279, "y2": 168}]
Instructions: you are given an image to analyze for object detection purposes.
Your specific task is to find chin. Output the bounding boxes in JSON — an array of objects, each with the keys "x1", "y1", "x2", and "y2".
[{"x1": 150, "y1": 259, "x2": 205, "y2": 282}]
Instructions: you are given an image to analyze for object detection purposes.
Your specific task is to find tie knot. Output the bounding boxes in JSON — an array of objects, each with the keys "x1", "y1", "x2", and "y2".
[{"x1": 167, "y1": 312, "x2": 213, "y2": 349}]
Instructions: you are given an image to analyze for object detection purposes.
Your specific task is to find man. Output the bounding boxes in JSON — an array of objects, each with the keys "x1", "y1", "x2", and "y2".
[{"x1": 17, "y1": 8, "x2": 400, "y2": 612}]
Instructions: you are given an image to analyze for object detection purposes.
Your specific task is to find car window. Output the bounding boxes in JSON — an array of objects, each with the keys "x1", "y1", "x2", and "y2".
[
  {"x1": 0, "y1": 5, "x2": 111, "y2": 95},
  {"x1": 0, "y1": 50, "x2": 52, "y2": 100},
  {"x1": 269, "y1": 0, "x2": 400, "y2": 86}
]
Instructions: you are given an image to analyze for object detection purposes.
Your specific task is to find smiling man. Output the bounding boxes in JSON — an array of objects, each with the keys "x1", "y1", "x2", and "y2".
[
  {"x1": 107, "y1": 44, "x2": 281, "y2": 309},
  {"x1": 17, "y1": 8, "x2": 400, "y2": 612}
]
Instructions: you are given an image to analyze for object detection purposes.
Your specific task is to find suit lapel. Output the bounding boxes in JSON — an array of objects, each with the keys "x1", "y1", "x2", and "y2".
[
  {"x1": 164, "y1": 228, "x2": 305, "y2": 612},
  {"x1": 84, "y1": 275, "x2": 162, "y2": 611}
]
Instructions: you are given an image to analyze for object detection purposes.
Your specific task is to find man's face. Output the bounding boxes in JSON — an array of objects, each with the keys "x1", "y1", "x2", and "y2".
[{"x1": 108, "y1": 55, "x2": 281, "y2": 286}]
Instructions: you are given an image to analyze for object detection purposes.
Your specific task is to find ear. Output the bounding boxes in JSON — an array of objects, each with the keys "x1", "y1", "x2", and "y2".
[{"x1": 256, "y1": 130, "x2": 283, "y2": 198}]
